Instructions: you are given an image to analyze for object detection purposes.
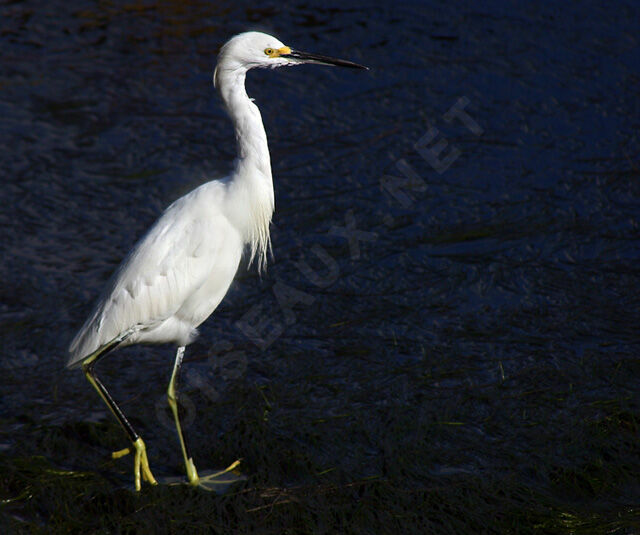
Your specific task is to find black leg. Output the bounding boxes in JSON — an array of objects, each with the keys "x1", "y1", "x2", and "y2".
[
  {"x1": 81, "y1": 333, "x2": 140, "y2": 443},
  {"x1": 79, "y1": 331, "x2": 157, "y2": 490},
  {"x1": 84, "y1": 362, "x2": 139, "y2": 443}
]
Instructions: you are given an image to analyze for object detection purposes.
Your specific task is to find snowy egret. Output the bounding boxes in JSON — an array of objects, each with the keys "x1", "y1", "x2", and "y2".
[{"x1": 68, "y1": 31, "x2": 367, "y2": 491}]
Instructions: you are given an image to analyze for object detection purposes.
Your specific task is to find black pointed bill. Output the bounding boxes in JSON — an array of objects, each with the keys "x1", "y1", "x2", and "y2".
[{"x1": 282, "y1": 50, "x2": 368, "y2": 70}]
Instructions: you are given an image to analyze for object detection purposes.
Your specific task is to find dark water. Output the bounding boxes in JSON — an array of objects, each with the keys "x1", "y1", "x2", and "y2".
[{"x1": 1, "y1": 0, "x2": 639, "y2": 532}]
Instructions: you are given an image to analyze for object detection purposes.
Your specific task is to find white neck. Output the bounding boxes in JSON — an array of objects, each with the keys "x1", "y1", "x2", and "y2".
[{"x1": 215, "y1": 65, "x2": 275, "y2": 270}]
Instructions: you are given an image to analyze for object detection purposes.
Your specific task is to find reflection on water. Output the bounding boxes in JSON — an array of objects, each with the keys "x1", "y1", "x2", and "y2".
[{"x1": 0, "y1": 0, "x2": 638, "y2": 529}]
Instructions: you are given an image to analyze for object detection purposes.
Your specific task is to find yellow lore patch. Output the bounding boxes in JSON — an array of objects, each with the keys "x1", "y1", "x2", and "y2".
[{"x1": 265, "y1": 46, "x2": 291, "y2": 57}]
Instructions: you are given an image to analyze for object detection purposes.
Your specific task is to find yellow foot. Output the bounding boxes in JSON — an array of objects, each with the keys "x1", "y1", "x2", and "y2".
[
  {"x1": 162, "y1": 458, "x2": 245, "y2": 493},
  {"x1": 133, "y1": 437, "x2": 158, "y2": 491},
  {"x1": 192, "y1": 459, "x2": 246, "y2": 493},
  {"x1": 112, "y1": 438, "x2": 158, "y2": 491},
  {"x1": 112, "y1": 447, "x2": 131, "y2": 459}
]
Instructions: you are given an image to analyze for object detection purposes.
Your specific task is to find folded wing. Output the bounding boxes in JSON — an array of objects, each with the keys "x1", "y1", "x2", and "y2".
[{"x1": 68, "y1": 190, "x2": 226, "y2": 368}]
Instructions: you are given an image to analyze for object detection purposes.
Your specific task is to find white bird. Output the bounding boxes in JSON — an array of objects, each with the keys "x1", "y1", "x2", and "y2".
[{"x1": 68, "y1": 31, "x2": 366, "y2": 491}]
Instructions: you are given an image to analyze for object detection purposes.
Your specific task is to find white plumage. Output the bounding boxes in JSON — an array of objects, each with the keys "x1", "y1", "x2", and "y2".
[
  {"x1": 68, "y1": 181, "x2": 244, "y2": 365},
  {"x1": 67, "y1": 31, "x2": 366, "y2": 491},
  {"x1": 68, "y1": 33, "x2": 280, "y2": 367}
]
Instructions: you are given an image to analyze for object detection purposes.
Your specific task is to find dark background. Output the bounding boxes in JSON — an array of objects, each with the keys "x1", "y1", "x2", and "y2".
[{"x1": 1, "y1": 0, "x2": 639, "y2": 533}]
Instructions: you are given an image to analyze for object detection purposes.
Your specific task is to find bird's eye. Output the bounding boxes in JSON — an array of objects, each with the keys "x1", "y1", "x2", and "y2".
[{"x1": 264, "y1": 48, "x2": 275, "y2": 57}]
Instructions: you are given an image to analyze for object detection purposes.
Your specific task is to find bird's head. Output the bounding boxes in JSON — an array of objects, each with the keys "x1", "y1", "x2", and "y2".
[{"x1": 214, "y1": 31, "x2": 367, "y2": 87}]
